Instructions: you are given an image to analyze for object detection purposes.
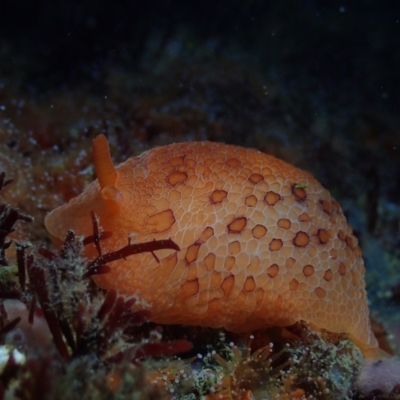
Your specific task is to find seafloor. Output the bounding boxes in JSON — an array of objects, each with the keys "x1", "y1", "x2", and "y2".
[{"x1": 0, "y1": 1, "x2": 399, "y2": 399}]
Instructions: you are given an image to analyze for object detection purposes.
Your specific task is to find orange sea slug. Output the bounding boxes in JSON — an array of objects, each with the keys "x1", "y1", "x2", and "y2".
[{"x1": 45, "y1": 135, "x2": 380, "y2": 358}]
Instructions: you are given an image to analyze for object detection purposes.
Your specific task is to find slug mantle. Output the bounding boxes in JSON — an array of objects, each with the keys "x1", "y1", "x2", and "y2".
[{"x1": 45, "y1": 135, "x2": 379, "y2": 358}]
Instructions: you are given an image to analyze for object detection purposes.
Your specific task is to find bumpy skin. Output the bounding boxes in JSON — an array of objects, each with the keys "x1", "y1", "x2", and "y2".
[{"x1": 45, "y1": 140, "x2": 378, "y2": 355}]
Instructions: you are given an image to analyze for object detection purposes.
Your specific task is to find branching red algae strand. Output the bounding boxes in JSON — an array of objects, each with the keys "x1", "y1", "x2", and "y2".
[{"x1": 84, "y1": 211, "x2": 180, "y2": 278}]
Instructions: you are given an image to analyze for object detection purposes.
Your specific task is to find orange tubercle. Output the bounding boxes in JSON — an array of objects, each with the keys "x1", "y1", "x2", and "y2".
[
  {"x1": 92, "y1": 134, "x2": 118, "y2": 189},
  {"x1": 92, "y1": 134, "x2": 123, "y2": 213}
]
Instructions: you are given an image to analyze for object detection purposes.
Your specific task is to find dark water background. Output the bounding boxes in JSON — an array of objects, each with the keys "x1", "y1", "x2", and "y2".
[{"x1": 1, "y1": 1, "x2": 399, "y2": 110}]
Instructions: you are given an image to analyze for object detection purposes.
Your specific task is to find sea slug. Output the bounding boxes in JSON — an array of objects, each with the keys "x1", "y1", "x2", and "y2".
[{"x1": 45, "y1": 135, "x2": 379, "y2": 358}]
